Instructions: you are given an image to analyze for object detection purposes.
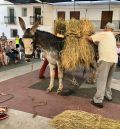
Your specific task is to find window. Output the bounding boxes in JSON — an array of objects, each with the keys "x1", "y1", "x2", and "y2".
[
  {"x1": 8, "y1": 8, "x2": 16, "y2": 24},
  {"x1": 101, "y1": 11, "x2": 113, "y2": 29},
  {"x1": 57, "y1": 11, "x2": 65, "y2": 20},
  {"x1": 11, "y1": 29, "x2": 18, "y2": 37},
  {"x1": 22, "y1": 8, "x2": 27, "y2": 17},
  {"x1": 70, "y1": 11, "x2": 80, "y2": 20}
]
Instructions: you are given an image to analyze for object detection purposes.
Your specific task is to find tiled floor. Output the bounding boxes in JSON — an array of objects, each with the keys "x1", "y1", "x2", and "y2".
[{"x1": 0, "y1": 61, "x2": 120, "y2": 129}]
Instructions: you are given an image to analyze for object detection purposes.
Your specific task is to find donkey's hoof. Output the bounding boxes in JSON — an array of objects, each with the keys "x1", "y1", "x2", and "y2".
[
  {"x1": 46, "y1": 88, "x2": 52, "y2": 93},
  {"x1": 57, "y1": 89, "x2": 63, "y2": 94},
  {"x1": 86, "y1": 79, "x2": 92, "y2": 84},
  {"x1": 86, "y1": 79, "x2": 96, "y2": 84}
]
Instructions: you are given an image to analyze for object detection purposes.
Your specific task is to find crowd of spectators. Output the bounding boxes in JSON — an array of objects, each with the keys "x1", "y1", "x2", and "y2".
[
  {"x1": 0, "y1": 33, "x2": 42, "y2": 67},
  {"x1": 0, "y1": 39, "x2": 21, "y2": 66}
]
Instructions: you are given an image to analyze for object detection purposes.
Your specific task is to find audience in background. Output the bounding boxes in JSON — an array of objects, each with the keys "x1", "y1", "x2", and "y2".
[
  {"x1": 0, "y1": 32, "x2": 7, "y2": 41},
  {"x1": 0, "y1": 45, "x2": 5, "y2": 66},
  {"x1": 34, "y1": 47, "x2": 41, "y2": 59},
  {"x1": 15, "y1": 35, "x2": 20, "y2": 48},
  {"x1": 0, "y1": 33, "x2": 42, "y2": 67},
  {"x1": 5, "y1": 41, "x2": 18, "y2": 64},
  {"x1": 117, "y1": 43, "x2": 120, "y2": 66}
]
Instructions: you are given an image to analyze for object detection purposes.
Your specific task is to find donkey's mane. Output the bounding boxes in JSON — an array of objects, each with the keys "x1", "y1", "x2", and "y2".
[
  {"x1": 35, "y1": 30, "x2": 64, "y2": 40},
  {"x1": 34, "y1": 30, "x2": 64, "y2": 52}
]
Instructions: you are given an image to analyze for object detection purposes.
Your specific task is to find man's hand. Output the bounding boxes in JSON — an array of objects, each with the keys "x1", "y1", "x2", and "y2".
[
  {"x1": 87, "y1": 36, "x2": 93, "y2": 42},
  {"x1": 86, "y1": 36, "x2": 99, "y2": 45}
]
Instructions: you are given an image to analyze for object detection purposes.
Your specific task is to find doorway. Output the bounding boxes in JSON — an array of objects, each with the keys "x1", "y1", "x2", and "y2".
[{"x1": 34, "y1": 8, "x2": 41, "y2": 23}]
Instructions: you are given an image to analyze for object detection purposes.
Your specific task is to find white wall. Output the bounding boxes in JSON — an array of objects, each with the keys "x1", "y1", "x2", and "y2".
[
  {"x1": 0, "y1": 5, "x2": 9, "y2": 38},
  {"x1": 0, "y1": 1, "x2": 120, "y2": 39},
  {"x1": 0, "y1": 2, "x2": 54, "y2": 39},
  {"x1": 53, "y1": 4, "x2": 120, "y2": 30}
]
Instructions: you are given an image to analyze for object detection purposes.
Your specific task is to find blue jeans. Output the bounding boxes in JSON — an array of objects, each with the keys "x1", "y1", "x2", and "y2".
[{"x1": 6, "y1": 52, "x2": 16, "y2": 61}]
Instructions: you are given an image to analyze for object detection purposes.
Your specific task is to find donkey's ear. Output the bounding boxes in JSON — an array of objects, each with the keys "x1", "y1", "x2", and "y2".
[
  {"x1": 19, "y1": 17, "x2": 26, "y2": 32},
  {"x1": 30, "y1": 21, "x2": 40, "y2": 35}
]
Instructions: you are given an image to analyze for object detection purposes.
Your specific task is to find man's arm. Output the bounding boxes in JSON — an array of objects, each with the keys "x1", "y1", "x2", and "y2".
[{"x1": 87, "y1": 36, "x2": 99, "y2": 45}]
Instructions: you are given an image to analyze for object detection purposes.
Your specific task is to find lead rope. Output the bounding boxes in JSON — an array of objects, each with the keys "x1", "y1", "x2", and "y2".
[
  {"x1": 31, "y1": 61, "x2": 34, "y2": 73},
  {"x1": 65, "y1": 73, "x2": 81, "y2": 88},
  {"x1": 0, "y1": 93, "x2": 14, "y2": 104},
  {"x1": 29, "y1": 60, "x2": 48, "y2": 118},
  {"x1": 29, "y1": 60, "x2": 37, "y2": 118},
  {"x1": 64, "y1": 67, "x2": 87, "y2": 89}
]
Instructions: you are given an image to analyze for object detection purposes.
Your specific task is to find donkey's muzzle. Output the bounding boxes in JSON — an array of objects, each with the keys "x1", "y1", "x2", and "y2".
[{"x1": 25, "y1": 54, "x2": 33, "y2": 59}]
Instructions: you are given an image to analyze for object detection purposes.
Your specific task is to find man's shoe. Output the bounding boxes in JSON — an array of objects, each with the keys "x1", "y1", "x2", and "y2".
[
  {"x1": 104, "y1": 96, "x2": 112, "y2": 101},
  {"x1": 46, "y1": 88, "x2": 53, "y2": 93},
  {"x1": 39, "y1": 76, "x2": 45, "y2": 79},
  {"x1": 91, "y1": 100, "x2": 103, "y2": 108}
]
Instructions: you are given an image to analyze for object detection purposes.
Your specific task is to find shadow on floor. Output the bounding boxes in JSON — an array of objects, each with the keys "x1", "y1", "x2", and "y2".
[{"x1": 30, "y1": 73, "x2": 120, "y2": 104}]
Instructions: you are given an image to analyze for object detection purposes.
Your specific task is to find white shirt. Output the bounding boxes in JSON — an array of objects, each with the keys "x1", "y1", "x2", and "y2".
[{"x1": 91, "y1": 31, "x2": 118, "y2": 63}]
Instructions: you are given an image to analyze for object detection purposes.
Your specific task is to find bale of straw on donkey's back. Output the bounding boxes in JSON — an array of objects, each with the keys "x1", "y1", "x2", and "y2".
[
  {"x1": 79, "y1": 18, "x2": 95, "y2": 36},
  {"x1": 61, "y1": 18, "x2": 96, "y2": 71},
  {"x1": 50, "y1": 110, "x2": 120, "y2": 129},
  {"x1": 55, "y1": 19, "x2": 66, "y2": 35}
]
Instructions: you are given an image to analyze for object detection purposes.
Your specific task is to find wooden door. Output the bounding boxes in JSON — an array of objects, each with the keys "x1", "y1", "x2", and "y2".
[{"x1": 101, "y1": 11, "x2": 113, "y2": 29}]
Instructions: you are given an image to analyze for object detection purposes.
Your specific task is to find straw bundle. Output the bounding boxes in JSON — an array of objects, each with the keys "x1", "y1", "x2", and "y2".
[
  {"x1": 65, "y1": 19, "x2": 81, "y2": 37},
  {"x1": 61, "y1": 18, "x2": 96, "y2": 71},
  {"x1": 55, "y1": 19, "x2": 66, "y2": 35},
  {"x1": 79, "y1": 18, "x2": 95, "y2": 36},
  {"x1": 60, "y1": 19, "x2": 81, "y2": 71},
  {"x1": 50, "y1": 110, "x2": 120, "y2": 129}
]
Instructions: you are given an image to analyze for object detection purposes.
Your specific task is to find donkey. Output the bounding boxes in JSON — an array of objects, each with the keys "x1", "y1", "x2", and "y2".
[{"x1": 19, "y1": 17, "x2": 64, "y2": 93}]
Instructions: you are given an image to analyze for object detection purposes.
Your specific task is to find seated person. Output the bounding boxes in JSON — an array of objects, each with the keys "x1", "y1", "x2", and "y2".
[
  {"x1": 0, "y1": 45, "x2": 5, "y2": 66},
  {"x1": 34, "y1": 47, "x2": 41, "y2": 59},
  {"x1": 117, "y1": 43, "x2": 120, "y2": 66},
  {"x1": 0, "y1": 32, "x2": 7, "y2": 41},
  {"x1": 9, "y1": 41, "x2": 19, "y2": 60},
  {"x1": 5, "y1": 41, "x2": 18, "y2": 64},
  {"x1": 0, "y1": 42, "x2": 9, "y2": 65}
]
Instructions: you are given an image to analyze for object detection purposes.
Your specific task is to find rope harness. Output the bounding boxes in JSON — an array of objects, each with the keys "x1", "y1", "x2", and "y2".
[{"x1": 0, "y1": 93, "x2": 14, "y2": 104}]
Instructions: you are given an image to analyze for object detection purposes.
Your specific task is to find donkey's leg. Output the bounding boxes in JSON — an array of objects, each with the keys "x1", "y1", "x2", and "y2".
[
  {"x1": 86, "y1": 67, "x2": 96, "y2": 84},
  {"x1": 57, "y1": 63, "x2": 63, "y2": 93},
  {"x1": 90, "y1": 62, "x2": 97, "y2": 84},
  {"x1": 47, "y1": 63, "x2": 55, "y2": 92}
]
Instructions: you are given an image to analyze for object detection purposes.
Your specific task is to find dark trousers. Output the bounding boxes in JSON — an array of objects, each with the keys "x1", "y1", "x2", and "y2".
[
  {"x1": 118, "y1": 54, "x2": 120, "y2": 66},
  {"x1": 6, "y1": 52, "x2": 16, "y2": 61},
  {"x1": 39, "y1": 58, "x2": 58, "y2": 77}
]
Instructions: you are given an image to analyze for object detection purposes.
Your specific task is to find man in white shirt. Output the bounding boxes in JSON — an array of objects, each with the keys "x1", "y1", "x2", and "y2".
[{"x1": 88, "y1": 22, "x2": 118, "y2": 108}]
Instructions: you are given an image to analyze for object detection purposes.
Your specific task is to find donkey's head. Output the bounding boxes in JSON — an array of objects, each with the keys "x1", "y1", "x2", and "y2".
[{"x1": 19, "y1": 17, "x2": 40, "y2": 58}]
